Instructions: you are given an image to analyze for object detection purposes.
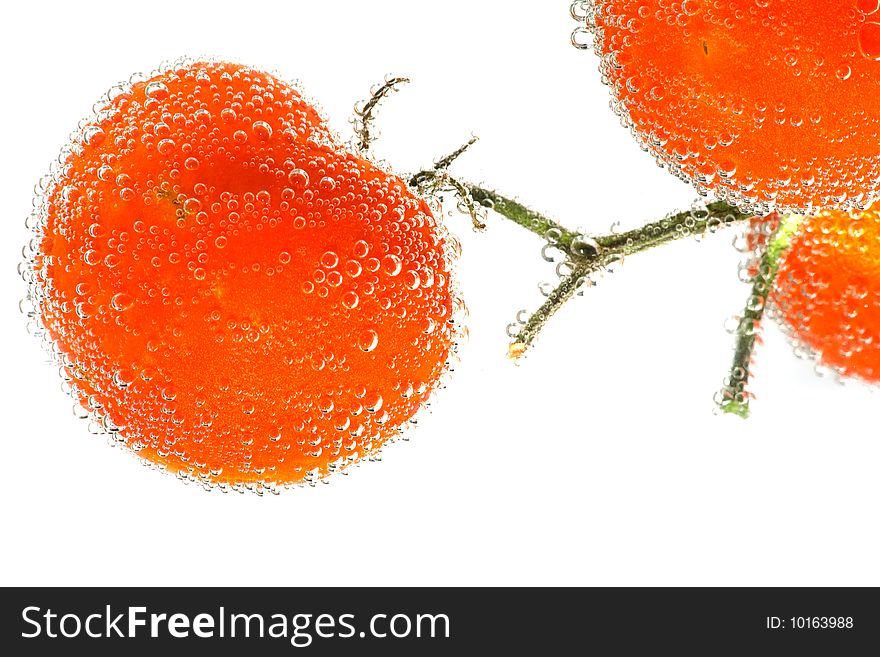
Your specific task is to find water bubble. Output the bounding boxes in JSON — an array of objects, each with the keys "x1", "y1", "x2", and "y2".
[
  {"x1": 364, "y1": 391, "x2": 383, "y2": 412},
  {"x1": 357, "y1": 329, "x2": 379, "y2": 352},
  {"x1": 252, "y1": 121, "x2": 272, "y2": 140},
  {"x1": 345, "y1": 260, "x2": 362, "y2": 277},
  {"x1": 859, "y1": 22, "x2": 880, "y2": 59},
  {"x1": 353, "y1": 240, "x2": 370, "y2": 258},
  {"x1": 288, "y1": 169, "x2": 309, "y2": 187},
  {"x1": 403, "y1": 270, "x2": 421, "y2": 290},
  {"x1": 61, "y1": 185, "x2": 80, "y2": 202},
  {"x1": 113, "y1": 369, "x2": 136, "y2": 389},
  {"x1": 82, "y1": 125, "x2": 105, "y2": 147},
  {"x1": 110, "y1": 293, "x2": 134, "y2": 311},
  {"x1": 342, "y1": 291, "x2": 360, "y2": 309},
  {"x1": 570, "y1": 235, "x2": 600, "y2": 258},
  {"x1": 381, "y1": 254, "x2": 402, "y2": 276},
  {"x1": 145, "y1": 81, "x2": 169, "y2": 99}
]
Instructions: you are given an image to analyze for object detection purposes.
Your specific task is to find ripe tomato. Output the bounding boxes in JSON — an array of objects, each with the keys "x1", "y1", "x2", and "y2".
[
  {"x1": 772, "y1": 207, "x2": 880, "y2": 382},
  {"x1": 591, "y1": 1, "x2": 880, "y2": 212},
  {"x1": 27, "y1": 60, "x2": 462, "y2": 491}
]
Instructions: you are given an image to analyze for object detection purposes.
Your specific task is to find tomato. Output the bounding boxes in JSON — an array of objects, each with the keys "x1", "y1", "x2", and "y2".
[
  {"x1": 28, "y1": 60, "x2": 462, "y2": 491},
  {"x1": 591, "y1": 1, "x2": 880, "y2": 212},
  {"x1": 772, "y1": 207, "x2": 880, "y2": 382}
]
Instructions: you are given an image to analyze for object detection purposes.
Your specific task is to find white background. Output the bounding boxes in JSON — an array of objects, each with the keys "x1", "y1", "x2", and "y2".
[{"x1": 2, "y1": 1, "x2": 878, "y2": 587}]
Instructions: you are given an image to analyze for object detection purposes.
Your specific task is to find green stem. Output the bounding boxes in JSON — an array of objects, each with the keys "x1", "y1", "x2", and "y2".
[
  {"x1": 466, "y1": 185, "x2": 753, "y2": 356},
  {"x1": 594, "y1": 201, "x2": 751, "y2": 256},
  {"x1": 467, "y1": 187, "x2": 576, "y2": 251},
  {"x1": 508, "y1": 262, "x2": 592, "y2": 359},
  {"x1": 468, "y1": 186, "x2": 751, "y2": 262},
  {"x1": 718, "y1": 215, "x2": 801, "y2": 418}
]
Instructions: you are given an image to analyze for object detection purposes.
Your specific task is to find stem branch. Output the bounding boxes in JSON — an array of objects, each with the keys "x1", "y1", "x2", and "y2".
[{"x1": 462, "y1": 185, "x2": 754, "y2": 355}]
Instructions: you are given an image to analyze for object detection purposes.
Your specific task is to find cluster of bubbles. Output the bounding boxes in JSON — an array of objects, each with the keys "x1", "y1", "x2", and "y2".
[
  {"x1": 21, "y1": 58, "x2": 465, "y2": 493},
  {"x1": 574, "y1": 0, "x2": 880, "y2": 214}
]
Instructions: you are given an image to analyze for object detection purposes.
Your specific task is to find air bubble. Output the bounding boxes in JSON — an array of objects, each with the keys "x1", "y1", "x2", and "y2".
[
  {"x1": 358, "y1": 329, "x2": 379, "y2": 352},
  {"x1": 288, "y1": 169, "x2": 309, "y2": 187},
  {"x1": 144, "y1": 81, "x2": 169, "y2": 99},
  {"x1": 859, "y1": 22, "x2": 880, "y2": 59},
  {"x1": 253, "y1": 121, "x2": 272, "y2": 140},
  {"x1": 381, "y1": 254, "x2": 402, "y2": 276},
  {"x1": 82, "y1": 125, "x2": 105, "y2": 147},
  {"x1": 111, "y1": 293, "x2": 134, "y2": 311}
]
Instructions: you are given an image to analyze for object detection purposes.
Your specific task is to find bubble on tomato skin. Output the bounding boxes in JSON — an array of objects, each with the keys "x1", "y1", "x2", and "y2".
[
  {"x1": 23, "y1": 57, "x2": 467, "y2": 493},
  {"x1": 97, "y1": 165, "x2": 114, "y2": 182},
  {"x1": 144, "y1": 80, "x2": 169, "y2": 99},
  {"x1": 252, "y1": 121, "x2": 273, "y2": 141},
  {"x1": 342, "y1": 291, "x2": 360, "y2": 309},
  {"x1": 353, "y1": 239, "x2": 370, "y2": 258},
  {"x1": 110, "y1": 292, "x2": 134, "y2": 311},
  {"x1": 382, "y1": 254, "x2": 403, "y2": 276},
  {"x1": 82, "y1": 125, "x2": 105, "y2": 147},
  {"x1": 288, "y1": 168, "x2": 310, "y2": 188}
]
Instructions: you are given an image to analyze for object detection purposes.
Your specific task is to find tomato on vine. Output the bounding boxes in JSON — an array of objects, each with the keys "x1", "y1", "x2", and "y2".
[
  {"x1": 27, "y1": 60, "x2": 462, "y2": 491},
  {"x1": 588, "y1": 0, "x2": 880, "y2": 213}
]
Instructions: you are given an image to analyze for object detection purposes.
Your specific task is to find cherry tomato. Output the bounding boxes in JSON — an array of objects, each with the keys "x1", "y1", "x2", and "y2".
[
  {"x1": 772, "y1": 207, "x2": 880, "y2": 382},
  {"x1": 592, "y1": 1, "x2": 880, "y2": 212},
  {"x1": 28, "y1": 60, "x2": 462, "y2": 491}
]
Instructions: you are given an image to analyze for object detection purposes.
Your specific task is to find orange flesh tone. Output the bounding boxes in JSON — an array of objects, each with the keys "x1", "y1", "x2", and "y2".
[
  {"x1": 773, "y1": 208, "x2": 880, "y2": 382},
  {"x1": 33, "y1": 61, "x2": 459, "y2": 489},
  {"x1": 594, "y1": 1, "x2": 880, "y2": 211}
]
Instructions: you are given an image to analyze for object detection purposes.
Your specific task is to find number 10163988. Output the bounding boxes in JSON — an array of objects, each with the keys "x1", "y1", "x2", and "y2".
[{"x1": 766, "y1": 617, "x2": 854, "y2": 630}]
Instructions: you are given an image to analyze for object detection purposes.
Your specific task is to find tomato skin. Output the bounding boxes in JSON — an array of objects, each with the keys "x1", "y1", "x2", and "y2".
[
  {"x1": 593, "y1": 1, "x2": 880, "y2": 213},
  {"x1": 29, "y1": 60, "x2": 461, "y2": 491},
  {"x1": 772, "y1": 208, "x2": 880, "y2": 382}
]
